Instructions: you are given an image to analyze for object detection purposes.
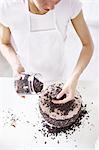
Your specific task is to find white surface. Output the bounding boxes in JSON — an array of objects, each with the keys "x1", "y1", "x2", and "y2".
[
  {"x1": 0, "y1": 78, "x2": 99, "y2": 150},
  {"x1": 95, "y1": 138, "x2": 99, "y2": 150}
]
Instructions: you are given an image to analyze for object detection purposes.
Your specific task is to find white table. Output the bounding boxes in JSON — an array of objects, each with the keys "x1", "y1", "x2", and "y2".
[{"x1": 0, "y1": 78, "x2": 99, "y2": 150}]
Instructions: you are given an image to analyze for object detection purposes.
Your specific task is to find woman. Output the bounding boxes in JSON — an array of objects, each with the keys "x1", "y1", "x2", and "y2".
[{"x1": 0, "y1": 0, "x2": 94, "y2": 103}]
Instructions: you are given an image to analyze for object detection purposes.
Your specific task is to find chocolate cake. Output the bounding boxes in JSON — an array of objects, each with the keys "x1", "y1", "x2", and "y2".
[{"x1": 39, "y1": 83, "x2": 82, "y2": 128}]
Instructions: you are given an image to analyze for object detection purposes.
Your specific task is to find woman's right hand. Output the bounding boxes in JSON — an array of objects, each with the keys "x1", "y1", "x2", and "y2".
[
  {"x1": 12, "y1": 63, "x2": 25, "y2": 77},
  {"x1": 12, "y1": 64, "x2": 26, "y2": 99}
]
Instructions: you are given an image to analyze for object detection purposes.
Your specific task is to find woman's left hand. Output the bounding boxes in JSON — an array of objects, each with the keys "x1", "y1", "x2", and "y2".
[{"x1": 52, "y1": 77, "x2": 78, "y2": 104}]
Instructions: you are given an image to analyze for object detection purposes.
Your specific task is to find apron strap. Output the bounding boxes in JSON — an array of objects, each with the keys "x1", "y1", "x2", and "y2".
[
  {"x1": 24, "y1": 0, "x2": 29, "y2": 12},
  {"x1": 23, "y1": 0, "x2": 31, "y2": 32}
]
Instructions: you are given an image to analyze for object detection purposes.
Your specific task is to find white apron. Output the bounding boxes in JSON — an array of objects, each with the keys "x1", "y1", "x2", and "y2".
[
  {"x1": 11, "y1": 0, "x2": 67, "y2": 82},
  {"x1": 0, "y1": 0, "x2": 82, "y2": 82}
]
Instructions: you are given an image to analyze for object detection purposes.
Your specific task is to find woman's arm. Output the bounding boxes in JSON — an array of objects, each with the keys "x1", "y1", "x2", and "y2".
[
  {"x1": 0, "y1": 23, "x2": 25, "y2": 75},
  {"x1": 52, "y1": 10, "x2": 94, "y2": 104},
  {"x1": 70, "y1": 10, "x2": 94, "y2": 80}
]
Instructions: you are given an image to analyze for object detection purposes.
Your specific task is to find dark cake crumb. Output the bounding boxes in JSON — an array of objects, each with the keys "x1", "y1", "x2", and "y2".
[
  {"x1": 75, "y1": 145, "x2": 77, "y2": 148},
  {"x1": 57, "y1": 140, "x2": 60, "y2": 144}
]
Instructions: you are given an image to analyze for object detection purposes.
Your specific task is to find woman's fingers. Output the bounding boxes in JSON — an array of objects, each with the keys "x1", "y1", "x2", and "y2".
[
  {"x1": 52, "y1": 96, "x2": 73, "y2": 104},
  {"x1": 56, "y1": 89, "x2": 65, "y2": 99},
  {"x1": 52, "y1": 91, "x2": 74, "y2": 104}
]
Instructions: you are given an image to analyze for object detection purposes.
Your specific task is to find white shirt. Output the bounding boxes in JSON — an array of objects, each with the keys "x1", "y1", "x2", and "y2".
[{"x1": 0, "y1": 0, "x2": 82, "y2": 82}]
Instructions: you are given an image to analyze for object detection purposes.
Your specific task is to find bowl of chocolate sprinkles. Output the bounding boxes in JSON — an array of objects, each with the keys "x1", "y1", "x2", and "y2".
[
  {"x1": 39, "y1": 83, "x2": 82, "y2": 128},
  {"x1": 14, "y1": 73, "x2": 43, "y2": 95}
]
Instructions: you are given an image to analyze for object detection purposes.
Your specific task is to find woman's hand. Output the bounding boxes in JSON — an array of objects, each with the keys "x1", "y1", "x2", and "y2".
[
  {"x1": 52, "y1": 77, "x2": 78, "y2": 104},
  {"x1": 12, "y1": 63, "x2": 25, "y2": 77},
  {"x1": 13, "y1": 63, "x2": 26, "y2": 99}
]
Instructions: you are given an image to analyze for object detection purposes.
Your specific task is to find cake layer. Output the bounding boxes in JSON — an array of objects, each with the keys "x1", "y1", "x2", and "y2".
[{"x1": 40, "y1": 106, "x2": 81, "y2": 128}]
